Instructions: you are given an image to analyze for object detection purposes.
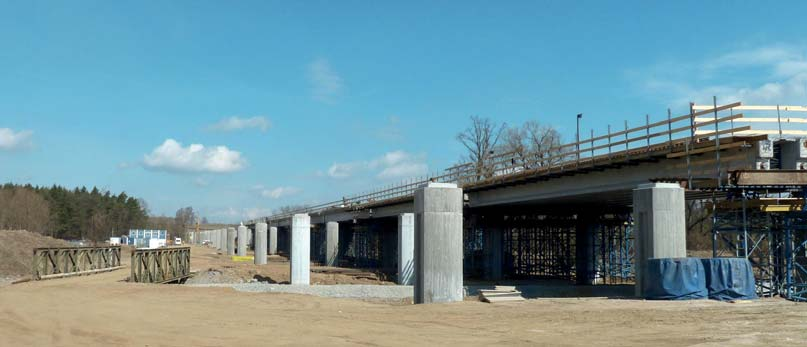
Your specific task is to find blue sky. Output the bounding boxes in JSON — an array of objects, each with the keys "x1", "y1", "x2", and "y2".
[{"x1": 2, "y1": 1, "x2": 807, "y2": 222}]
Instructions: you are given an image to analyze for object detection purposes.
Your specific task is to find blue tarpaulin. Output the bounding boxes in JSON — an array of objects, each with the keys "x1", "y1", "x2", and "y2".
[
  {"x1": 700, "y1": 258, "x2": 757, "y2": 301},
  {"x1": 644, "y1": 258, "x2": 707, "y2": 300}
]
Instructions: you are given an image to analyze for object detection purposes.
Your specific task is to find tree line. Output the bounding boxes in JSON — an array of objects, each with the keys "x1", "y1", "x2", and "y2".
[{"x1": 0, "y1": 183, "x2": 149, "y2": 241}]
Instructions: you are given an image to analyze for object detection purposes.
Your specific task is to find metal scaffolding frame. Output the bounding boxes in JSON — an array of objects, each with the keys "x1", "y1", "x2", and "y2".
[{"x1": 711, "y1": 188, "x2": 807, "y2": 301}]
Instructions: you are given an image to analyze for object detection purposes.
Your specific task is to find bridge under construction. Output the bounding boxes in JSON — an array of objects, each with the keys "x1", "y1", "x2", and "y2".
[{"x1": 196, "y1": 100, "x2": 807, "y2": 303}]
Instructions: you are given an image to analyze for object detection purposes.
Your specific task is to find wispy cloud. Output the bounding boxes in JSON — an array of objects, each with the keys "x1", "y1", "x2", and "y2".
[
  {"x1": 629, "y1": 43, "x2": 807, "y2": 105},
  {"x1": 0, "y1": 128, "x2": 33, "y2": 151},
  {"x1": 193, "y1": 177, "x2": 210, "y2": 187},
  {"x1": 307, "y1": 58, "x2": 344, "y2": 103},
  {"x1": 326, "y1": 150, "x2": 428, "y2": 179},
  {"x1": 143, "y1": 139, "x2": 247, "y2": 173},
  {"x1": 252, "y1": 185, "x2": 300, "y2": 199},
  {"x1": 208, "y1": 116, "x2": 271, "y2": 133}
]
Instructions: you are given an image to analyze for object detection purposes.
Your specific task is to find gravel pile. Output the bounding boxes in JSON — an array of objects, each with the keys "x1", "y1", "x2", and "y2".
[
  {"x1": 187, "y1": 282, "x2": 414, "y2": 300},
  {"x1": 184, "y1": 269, "x2": 246, "y2": 285}
]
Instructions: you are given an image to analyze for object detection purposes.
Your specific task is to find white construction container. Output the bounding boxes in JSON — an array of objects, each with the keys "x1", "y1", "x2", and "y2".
[{"x1": 148, "y1": 238, "x2": 166, "y2": 249}]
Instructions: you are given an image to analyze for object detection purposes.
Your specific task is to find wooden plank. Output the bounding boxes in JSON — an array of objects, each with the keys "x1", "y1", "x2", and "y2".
[
  {"x1": 693, "y1": 105, "x2": 807, "y2": 112},
  {"x1": 667, "y1": 141, "x2": 747, "y2": 158},
  {"x1": 695, "y1": 129, "x2": 807, "y2": 136},
  {"x1": 731, "y1": 170, "x2": 807, "y2": 186},
  {"x1": 695, "y1": 116, "x2": 807, "y2": 123}
]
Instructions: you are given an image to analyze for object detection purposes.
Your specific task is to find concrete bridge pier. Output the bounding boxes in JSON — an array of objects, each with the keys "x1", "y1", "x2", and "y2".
[
  {"x1": 220, "y1": 229, "x2": 227, "y2": 252},
  {"x1": 414, "y1": 182, "x2": 464, "y2": 304},
  {"x1": 398, "y1": 213, "x2": 415, "y2": 285},
  {"x1": 255, "y1": 223, "x2": 267, "y2": 265},
  {"x1": 325, "y1": 222, "x2": 339, "y2": 266},
  {"x1": 291, "y1": 214, "x2": 311, "y2": 285},
  {"x1": 227, "y1": 227, "x2": 236, "y2": 256},
  {"x1": 237, "y1": 226, "x2": 248, "y2": 257},
  {"x1": 483, "y1": 225, "x2": 504, "y2": 281},
  {"x1": 575, "y1": 216, "x2": 597, "y2": 285},
  {"x1": 633, "y1": 182, "x2": 686, "y2": 297},
  {"x1": 269, "y1": 226, "x2": 278, "y2": 255}
]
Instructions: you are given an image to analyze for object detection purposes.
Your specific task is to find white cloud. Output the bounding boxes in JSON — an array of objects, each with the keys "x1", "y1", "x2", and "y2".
[
  {"x1": 0, "y1": 128, "x2": 33, "y2": 151},
  {"x1": 327, "y1": 150, "x2": 428, "y2": 179},
  {"x1": 252, "y1": 185, "x2": 300, "y2": 199},
  {"x1": 143, "y1": 139, "x2": 247, "y2": 173},
  {"x1": 631, "y1": 43, "x2": 807, "y2": 105},
  {"x1": 208, "y1": 116, "x2": 271, "y2": 132},
  {"x1": 308, "y1": 58, "x2": 344, "y2": 102}
]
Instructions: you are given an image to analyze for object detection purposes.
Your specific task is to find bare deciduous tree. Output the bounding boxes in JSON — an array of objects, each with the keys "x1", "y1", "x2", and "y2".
[
  {"x1": 456, "y1": 116, "x2": 506, "y2": 179},
  {"x1": 523, "y1": 120, "x2": 563, "y2": 167}
]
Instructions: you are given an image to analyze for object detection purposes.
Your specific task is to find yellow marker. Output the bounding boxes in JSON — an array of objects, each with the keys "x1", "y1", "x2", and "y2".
[{"x1": 231, "y1": 256, "x2": 254, "y2": 262}]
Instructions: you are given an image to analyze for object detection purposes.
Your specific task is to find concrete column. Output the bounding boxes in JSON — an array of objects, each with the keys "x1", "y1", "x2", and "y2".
[
  {"x1": 290, "y1": 214, "x2": 311, "y2": 285},
  {"x1": 483, "y1": 227, "x2": 503, "y2": 281},
  {"x1": 633, "y1": 182, "x2": 687, "y2": 297},
  {"x1": 255, "y1": 223, "x2": 268, "y2": 265},
  {"x1": 227, "y1": 227, "x2": 236, "y2": 256},
  {"x1": 325, "y1": 222, "x2": 339, "y2": 266},
  {"x1": 237, "y1": 225, "x2": 248, "y2": 257},
  {"x1": 414, "y1": 182, "x2": 464, "y2": 304},
  {"x1": 269, "y1": 226, "x2": 278, "y2": 255},
  {"x1": 575, "y1": 217, "x2": 596, "y2": 285},
  {"x1": 398, "y1": 213, "x2": 415, "y2": 285},
  {"x1": 219, "y1": 229, "x2": 227, "y2": 252}
]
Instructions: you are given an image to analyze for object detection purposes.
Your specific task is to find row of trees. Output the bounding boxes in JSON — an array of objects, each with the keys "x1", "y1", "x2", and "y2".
[
  {"x1": 0, "y1": 184, "x2": 149, "y2": 241},
  {"x1": 0, "y1": 184, "x2": 215, "y2": 242},
  {"x1": 456, "y1": 116, "x2": 563, "y2": 178}
]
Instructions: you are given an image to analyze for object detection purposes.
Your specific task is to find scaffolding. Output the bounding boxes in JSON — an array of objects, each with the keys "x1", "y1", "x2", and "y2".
[{"x1": 711, "y1": 188, "x2": 807, "y2": 301}]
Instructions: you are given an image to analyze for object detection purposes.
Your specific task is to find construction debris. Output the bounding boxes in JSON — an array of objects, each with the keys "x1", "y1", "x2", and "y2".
[{"x1": 479, "y1": 286, "x2": 526, "y2": 303}]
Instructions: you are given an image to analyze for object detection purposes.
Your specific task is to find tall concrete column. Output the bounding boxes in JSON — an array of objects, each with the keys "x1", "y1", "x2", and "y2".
[
  {"x1": 227, "y1": 227, "x2": 236, "y2": 256},
  {"x1": 414, "y1": 182, "x2": 463, "y2": 304},
  {"x1": 325, "y1": 222, "x2": 339, "y2": 266},
  {"x1": 255, "y1": 223, "x2": 268, "y2": 265},
  {"x1": 633, "y1": 182, "x2": 687, "y2": 297},
  {"x1": 483, "y1": 227, "x2": 503, "y2": 281},
  {"x1": 290, "y1": 214, "x2": 311, "y2": 285},
  {"x1": 237, "y1": 225, "x2": 248, "y2": 257},
  {"x1": 219, "y1": 229, "x2": 227, "y2": 252},
  {"x1": 575, "y1": 217, "x2": 596, "y2": 285},
  {"x1": 398, "y1": 213, "x2": 415, "y2": 285},
  {"x1": 269, "y1": 226, "x2": 278, "y2": 255}
]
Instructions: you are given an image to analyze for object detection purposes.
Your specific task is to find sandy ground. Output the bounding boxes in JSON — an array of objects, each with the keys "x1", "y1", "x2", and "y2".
[
  {"x1": 187, "y1": 246, "x2": 395, "y2": 285},
  {"x1": 1, "y1": 246, "x2": 807, "y2": 346}
]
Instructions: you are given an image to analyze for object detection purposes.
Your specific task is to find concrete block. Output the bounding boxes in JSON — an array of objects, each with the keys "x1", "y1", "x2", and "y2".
[
  {"x1": 398, "y1": 213, "x2": 415, "y2": 285},
  {"x1": 325, "y1": 222, "x2": 339, "y2": 266},
  {"x1": 227, "y1": 227, "x2": 236, "y2": 256},
  {"x1": 633, "y1": 182, "x2": 687, "y2": 297},
  {"x1": 290, "y1": 214, "x2": 311, "y2": 285},
  {"x1": 255, "y1": 223, "x2": 268, "y2": 265},
  {"x1": 269, "y1": 227, "x2": 278, "y2": 255},
  {"x1": 220, "y1": 229, "x2": 227, "y2": 252},
  {"x1": 414, "y1": 182, "x2": 464, "y2": 304}
]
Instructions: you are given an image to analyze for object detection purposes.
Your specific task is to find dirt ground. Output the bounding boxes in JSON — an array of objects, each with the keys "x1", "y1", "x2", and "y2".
[
  {"x1": 187, "y1": 246, "x2": 395, "y2": 285},
  {"x1": 1, "y1": 245, "x2": 807, "y2": 346}
]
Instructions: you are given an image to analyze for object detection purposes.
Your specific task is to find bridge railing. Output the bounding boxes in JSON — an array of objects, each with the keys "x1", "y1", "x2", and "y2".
[
  {"x1": 32, "y1": 246, "x2": 122, "y2": 280},
  {"x1": 253, "y1": 100, "x2": 807, "y2": 224},
  {"x1": 130, "y1": 247, "x2": 191, "y2": 283}
]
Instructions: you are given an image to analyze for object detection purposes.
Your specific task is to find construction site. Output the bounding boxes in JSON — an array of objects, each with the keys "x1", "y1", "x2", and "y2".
[{"x1": 2, "y1": 101, "x2": 807, "y2": 345}]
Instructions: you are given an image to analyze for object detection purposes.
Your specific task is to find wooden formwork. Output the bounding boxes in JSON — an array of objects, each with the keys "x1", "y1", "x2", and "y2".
[
  {"x1": 130, "y1": 247, "x2": 191, "y2": 283},
  {"x1": 32, "y1": 246, "x2": 122, "y2": 280}
]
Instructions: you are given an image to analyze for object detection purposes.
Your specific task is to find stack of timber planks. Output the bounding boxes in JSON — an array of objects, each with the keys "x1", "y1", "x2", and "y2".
[{"x1": 479, "y1": 286, "x2": 525, "y2": 303}]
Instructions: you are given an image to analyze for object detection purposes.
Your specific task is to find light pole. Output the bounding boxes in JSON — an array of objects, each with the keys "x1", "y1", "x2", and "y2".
[{"x1": 576, "y1": 113, "x2": 582, "y2": 167}]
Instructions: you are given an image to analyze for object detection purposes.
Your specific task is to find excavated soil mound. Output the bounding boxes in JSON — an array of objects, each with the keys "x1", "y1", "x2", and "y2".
[{"x1": 0, "y1": 230, "x2": 72, "y2": 277}]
